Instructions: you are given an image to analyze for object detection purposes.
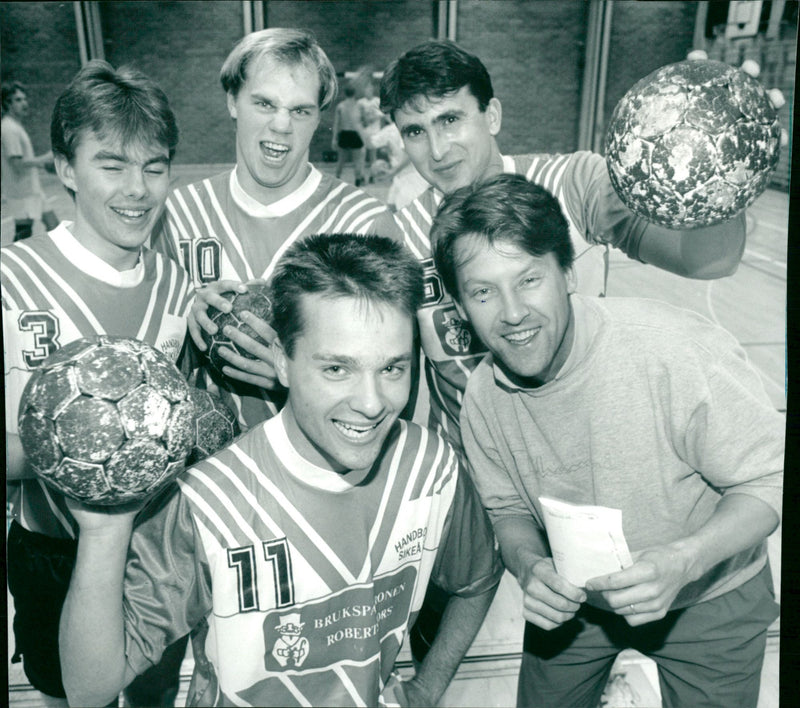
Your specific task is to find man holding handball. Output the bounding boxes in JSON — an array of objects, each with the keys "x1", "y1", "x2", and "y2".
[
  {"x1": 59, "y1": 233, "x2": 502, "y2": 707},
  {"x1": 150, "y1": 28, "x2": 400, "y2": 431},
  {"x1": 377, "y1": 39, "x2": 784, "y2": 661},
  {"x1": 433, "y1": 174, "x2": 782, "y2": 708},
  {"x1": 2, "y1": 62, "x2": 194, "y2": 706}
]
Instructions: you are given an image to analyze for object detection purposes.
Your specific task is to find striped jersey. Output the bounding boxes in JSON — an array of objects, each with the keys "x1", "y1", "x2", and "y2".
[
  {"x1": 149, "y1": 166, "x2": 402, "y2": 431},
  {"x1": 394, "y1": 151, "x2": 648, "y2": 449},
  {"x1": 122, "y1": 412, "x2": 502, "y2": 707},
  {"x1": 2, "y1": 222, "x2": 193, "y2": 539}
]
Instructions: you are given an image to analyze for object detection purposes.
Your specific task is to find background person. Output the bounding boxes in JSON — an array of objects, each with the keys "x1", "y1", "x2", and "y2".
[
  {"x1": 1, "y1": 80, "x2": 59, "y2": 242},
  {"x1": 331, "y1": 82, "x2": 366, "y2": 185},
  {"x1": 433, "y1": 173, "x2": 782, "y2": 708}
]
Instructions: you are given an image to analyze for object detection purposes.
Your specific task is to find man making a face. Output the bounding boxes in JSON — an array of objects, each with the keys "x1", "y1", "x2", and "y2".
[
  {"x1": 151, "y1": 28, "x2": 400, "y2": 431},
  {"x1": 59, "y1": 233, "x2": 501, "y2": 708}
]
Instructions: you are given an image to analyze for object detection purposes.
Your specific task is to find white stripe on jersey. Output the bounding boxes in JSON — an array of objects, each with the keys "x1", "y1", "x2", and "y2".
[
  {"x1": 332, "y1": 666, "x2": 363, "y2": 707},
  {"x1": 2, "y1": 246, "x2": 105, "y2": 332},
  {"x1": 345, "y1": 204, "x2": 390, "y2": 235},
  {"x1": 136, "y1": 257, "x2": 165, "y2": 341},
  {"x1": 198, "y1": 180, "x2": 254, "y2": 280},
  {"x1": 165, "y1": 191, "x2": 195, "y2": 245},
  {"x1": 358, "y1": 424, "x2": 410, "y2": 583},
  {"x1": 178, "y1": 473, "x2": 240, "y2": 548},
  {"x1": 4, "y1": 243, "x2": 105, "y2": 334},
  {"x1": 261, "y1": 181, "x2": 348, "y2": 282},
  {"x1": 277, "y1": 676, "x2": 311, "y2": 707},
  {"x1": 403, "y1": 198, "x2": 436, "y2": 256},
  {"x1": 37, "y1": 480, "x2": 76, "y2": 539}
]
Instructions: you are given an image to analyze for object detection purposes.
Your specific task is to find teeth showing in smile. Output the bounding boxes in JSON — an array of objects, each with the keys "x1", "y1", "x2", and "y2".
[
  {"x1": 112, "y1": 207, "x2": 147, "y2": 218},
  {"x1": 261, "y1": 141, "x2": 290, "y2": 158},
  {"x1": 504, "y1": 327, "x2": 540, "y2": 344},
  {"x1": 334, "y1": 420, "x2": 379, "y2": 439}
]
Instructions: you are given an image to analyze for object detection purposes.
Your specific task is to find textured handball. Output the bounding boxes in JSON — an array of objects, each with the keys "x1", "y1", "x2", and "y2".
[
  {"x1": 18, "y1": 336, "x2": 196, "y2": 505},
  {"x1": 187, "y1": 388, "x2": 240, "y2": 464},
  {"x1": 605, "y1": 59, "x2": 780, "y2": 228},
  {"x1": 202, "y1": 284, "x2": 273, "y2": 375}
]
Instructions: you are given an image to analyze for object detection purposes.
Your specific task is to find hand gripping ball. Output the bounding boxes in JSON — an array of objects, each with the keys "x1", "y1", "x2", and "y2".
[
  {"x1": 187, "y1": 388, "x2": 240, "y2": 464},
  {"x1": 201, "y1": 284, "x2": 273, "y2": 375},
  {"x1": 605, "y1": 59, "x2": 781, "y2": 228},
  {"x1": 17, "y1": 336, "x2": 196, "y2": 505}
]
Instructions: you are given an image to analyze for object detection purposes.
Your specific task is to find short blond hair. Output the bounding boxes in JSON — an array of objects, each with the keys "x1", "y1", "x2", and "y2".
[{"x1": 220, "y1": 28, "x2": 337, "y2": 110}]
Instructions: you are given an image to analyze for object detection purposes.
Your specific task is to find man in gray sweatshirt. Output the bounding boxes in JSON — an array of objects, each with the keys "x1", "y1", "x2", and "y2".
[{"x1": 431, "y1": 173, "x2": 782, "y2": 708}]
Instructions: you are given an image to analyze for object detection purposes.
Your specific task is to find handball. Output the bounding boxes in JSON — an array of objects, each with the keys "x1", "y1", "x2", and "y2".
[
  {"x1": 187, "y1": 388, "x2": 240, "y2": 464},
  {"x1": 605, "y1": 59, "x2": 781, "y2": 228},
  {"x1": 18, "y1": 336, "x2": 196, "y2": 505},
  {"x1": 202, "y1": 284, "x2": 273, "y2": 375}
]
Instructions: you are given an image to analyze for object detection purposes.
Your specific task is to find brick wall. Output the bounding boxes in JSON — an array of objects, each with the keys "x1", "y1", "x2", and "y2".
[
  {"x1": 4, "y1": 0, "x2": 789, "y2": 186},
  {"x1": 100, "y1": 1, "x2": 243, "y2": 165},
  {"x1": 265, "y1": 0, "x2": 435, "y2": 162},
  {"x1": 456, "y1": 0, "x2": 589, "y2": 155},
  {"x1": 0, "y1": 1, "x2": 82, "y2": 159},
  {"x1": 603, "y1": 1, "x2": 699, "y2": 135}
]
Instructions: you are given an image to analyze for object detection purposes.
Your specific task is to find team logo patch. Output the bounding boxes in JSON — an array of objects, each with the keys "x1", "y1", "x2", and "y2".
[
  {"x1": 261, "y1": 565, "x2": 415, "y2": 671},
  {"x1": 433, "y1": 307, "x2": 482, "y2": 357},
  {"x1": 271, "y1": 612, "x2": 309, "y2": 667}
]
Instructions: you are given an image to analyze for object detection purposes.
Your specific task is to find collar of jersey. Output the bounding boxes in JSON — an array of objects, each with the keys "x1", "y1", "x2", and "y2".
[
  {"x1": 49, "y1": 222, "x2": 145, "y2": 288},
  {"x1": 229, "y1": 164, "x2": 322, "y2": 218},
  {"x1": 263, "y1": 411, "x2": 372, "y2": 491}
]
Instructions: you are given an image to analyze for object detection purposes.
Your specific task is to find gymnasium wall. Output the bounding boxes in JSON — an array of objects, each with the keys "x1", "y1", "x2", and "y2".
[{"x1": 1, "y1": 0, "x2": 793, "y2": 189}]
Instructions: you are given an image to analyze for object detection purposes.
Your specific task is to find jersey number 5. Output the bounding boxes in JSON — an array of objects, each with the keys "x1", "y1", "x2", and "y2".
[{"x1": 228, "y1": 538, "x2": 295, "y2": 612}]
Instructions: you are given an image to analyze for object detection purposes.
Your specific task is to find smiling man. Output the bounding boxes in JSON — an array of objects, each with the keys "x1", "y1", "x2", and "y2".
[
  {"x1": 150, "y1": 29, "x2": 400, "y2": 432},
  {"x1": 379, "y1": 39, "x2": 758, "y2": 452},
  {"x1": 59, "y1": 233, "x2": 502, "y2": 708},
  {"x1": 432, "y1": 174, "x2": 783, "y2": 708},
  {"x1": 2, "y1": 61, "x2": 193, "y2": 708}
]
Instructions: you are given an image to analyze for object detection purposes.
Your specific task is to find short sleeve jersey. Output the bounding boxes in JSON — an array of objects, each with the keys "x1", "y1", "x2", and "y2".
[
  {"x1": 2, "y1": 222, "x2": 193, "y2": 538},
  {"x1": 149, "y1": 166, "x2": 402, "y2": 430},
  {"x1": 122, "y1": 413, "x2": 502, "y2": 706},
  {"x1": 393, "y1": 151, "x2": 648, "y2": 448}
]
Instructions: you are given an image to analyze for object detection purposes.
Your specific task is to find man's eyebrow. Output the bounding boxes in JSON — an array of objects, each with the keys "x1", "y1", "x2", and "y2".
[
  {"x1": 92, "y1": 150, "x2": 169, "y2": 165},
  {"x1": 433, "y1": 108, "x2": 466, "y2": 122},
  {"x1": 250, "y1": 91, "x2": 318, "y2": 111},
  {"x1": 92, "y1": 150, "x2": 128, "y2": 162},
  {"x1": 312, "y1": 352, "x2": 413, "y2": 367}
]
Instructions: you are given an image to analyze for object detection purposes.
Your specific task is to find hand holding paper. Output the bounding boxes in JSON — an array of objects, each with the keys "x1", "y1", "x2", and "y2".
[{"x1": 538, "y1": 497, "x2": 633, "y2": 588}]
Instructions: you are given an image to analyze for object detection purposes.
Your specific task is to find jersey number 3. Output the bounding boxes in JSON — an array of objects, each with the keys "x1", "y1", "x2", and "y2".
[
  {"x1": 228, "y1": 538, "x2": 295, "y2": 612},
  {"x1": 18, "y1": 311, "x2": 60, "y2": 367}
]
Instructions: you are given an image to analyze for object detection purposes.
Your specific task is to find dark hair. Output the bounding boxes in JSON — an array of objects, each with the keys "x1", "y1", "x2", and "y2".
[
  {"x1": 270, "y1": 233, "x2": 424, "y2": 357},
  {"x1": 432, "y1": 174, "x2": 574, "y2": 301},
  {"x1": 1, "y1": 81, "x2": 26, "y2": 112},
  {"x1": 380, "y1": 40, "x2": 493, "y2": 119},
  {"x1": 220, "y1": 28, "x2": 337, "y2": 110},
  {"x1": 50, "y1": 60, "x2": 178, "y2": 165}
]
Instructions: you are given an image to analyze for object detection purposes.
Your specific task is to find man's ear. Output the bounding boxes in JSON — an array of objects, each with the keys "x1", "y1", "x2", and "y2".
[
  {"x1": 565, "y1": 265, "x2": 577, "y2": 295},
  {"x1": 226, "y1": 92, "x2": 238, "y2": 120},
  {"x1": 54, "y1": 154, "x2": 76, "y2": 193},
  {"x1": 273, "y1": 337, "x2": 290, "y2": 388},
  {"x1": 486, "y1": 97, "x2": 502, "y2": 137}
]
